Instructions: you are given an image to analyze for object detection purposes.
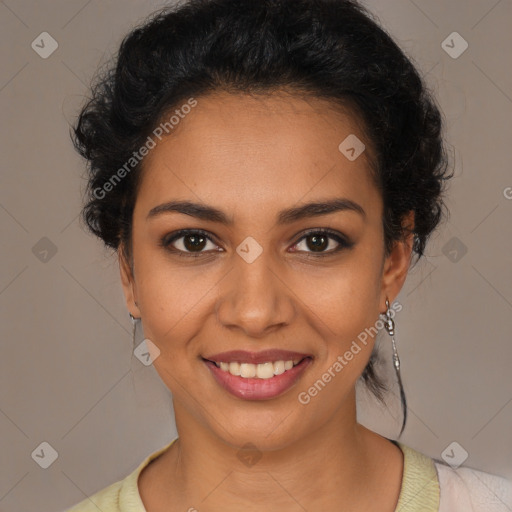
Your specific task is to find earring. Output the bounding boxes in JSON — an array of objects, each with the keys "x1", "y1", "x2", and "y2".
[
  {"x1": 383, "y1": 297, "x2": 407, "y2": 436},
  {"x1": 129, "y1": 312, "x2": 140, "y2": 350},
  {"x1": 383, "y1": 298, "x2": 400, "y2": 374},
  {"x1": 129, "y1": 301, "x2": 140, "y2": 323},
  {"x1": 129, "y1": 309, "x2": 141, "y2": 350}
]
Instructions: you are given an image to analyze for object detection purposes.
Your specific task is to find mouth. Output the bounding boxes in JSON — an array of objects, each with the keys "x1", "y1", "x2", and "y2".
[{"x1": 201, "y1": 354, "x2": 314, "y2": 400}]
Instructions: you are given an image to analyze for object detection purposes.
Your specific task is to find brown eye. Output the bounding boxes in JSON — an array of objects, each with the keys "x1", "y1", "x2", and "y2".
[
  {"x1": 161, "y1": 229, "x2": 220, "y2": 257},
  {"x1": 305, "y1": 233, "x2": 329, "y2": 252},
  {"x1": 182, "y1": 233, "x2": 208, "y2": 252},
  {"x1": 292, "y1": 229, "x2": 353, "y2": 256}
]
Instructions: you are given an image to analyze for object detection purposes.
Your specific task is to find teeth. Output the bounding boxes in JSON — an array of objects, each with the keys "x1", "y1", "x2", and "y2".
[{"x1": 213, "y1": 359, "x2": 304, "y2": 379}]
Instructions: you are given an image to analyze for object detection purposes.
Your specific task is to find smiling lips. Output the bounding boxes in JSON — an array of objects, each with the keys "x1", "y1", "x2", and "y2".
[{"x1": 203, "y1": 349, "x2": 313, "y2": 400}]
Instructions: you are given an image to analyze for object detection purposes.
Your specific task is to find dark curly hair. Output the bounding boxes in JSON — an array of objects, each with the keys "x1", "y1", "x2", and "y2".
[{"x1": 71, "y1": 0, "x2": 453, "y2": 437}]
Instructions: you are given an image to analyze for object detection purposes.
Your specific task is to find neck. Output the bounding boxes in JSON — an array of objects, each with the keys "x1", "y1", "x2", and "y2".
[{"x1": 148, "y1": 392, "x2": 403, "y2": 511}]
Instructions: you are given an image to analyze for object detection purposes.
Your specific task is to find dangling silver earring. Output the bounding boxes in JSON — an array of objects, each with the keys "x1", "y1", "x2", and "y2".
[
  {"x1": 129, "y1": 312, "x2": 140, "y2": 348},
  {"x1": 383, "y1": 298, "x2": 400, "y2": 375},
  {"x1": 383, "y1": 297, "x2": 407, "y2": 436},
  {"x1": 129, "y1": 302, "x2": 140, "y2": 325}
]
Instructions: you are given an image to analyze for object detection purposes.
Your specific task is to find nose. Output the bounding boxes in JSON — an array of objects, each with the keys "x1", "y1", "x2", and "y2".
[{"x1": 215, "y1": 248, "x2": 296, "y2": 338}]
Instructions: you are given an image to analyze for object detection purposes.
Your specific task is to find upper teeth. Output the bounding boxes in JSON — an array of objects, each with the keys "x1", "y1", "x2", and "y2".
[{"x1": 215, "y1": 359, "x2": 302, "y2": 379}]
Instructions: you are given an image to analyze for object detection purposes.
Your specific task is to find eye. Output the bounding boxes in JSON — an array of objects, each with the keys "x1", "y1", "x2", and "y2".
[
  {"x1": 291, "y1": 228, "x2": 353, "y2": 256},
  {"x1": 160, "y1": 228, "x2": 353, "y2": 259},
  {"x1": 160, "y1": 229, "x2": 221, "y2": 258}
]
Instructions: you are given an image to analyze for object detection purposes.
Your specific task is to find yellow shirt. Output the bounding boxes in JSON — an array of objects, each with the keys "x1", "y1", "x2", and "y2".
[{"x1": 65, "y1": 437, "x2": 442, "y2": 511}]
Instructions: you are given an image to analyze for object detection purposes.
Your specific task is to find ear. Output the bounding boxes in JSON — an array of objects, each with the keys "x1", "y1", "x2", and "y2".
[
  {"x1": 379, "y1": 211, "x2": 415, "y2": 312},
  {"x1": 119, "y1": 245, "x2": 141, "y2": 318}
]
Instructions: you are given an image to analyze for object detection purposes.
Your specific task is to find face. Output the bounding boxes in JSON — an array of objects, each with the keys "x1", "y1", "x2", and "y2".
[{"x1": 120, "y1": 90, "x2": 413, "y2": 450}]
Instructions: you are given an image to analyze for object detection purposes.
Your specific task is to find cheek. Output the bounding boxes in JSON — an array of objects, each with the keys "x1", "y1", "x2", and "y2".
[
  {"x1": 294, "y1": 271, "x2": 382, "y2": 410},
  {"x1": 293, "y1": 255, "x2": 383, "y2": 392},
  {"x1": 294, "y1": 254, "x2": 383, "y2": 335},
  {"x1": 133, "y1": 252, "x2": 215, "y2": 353}
]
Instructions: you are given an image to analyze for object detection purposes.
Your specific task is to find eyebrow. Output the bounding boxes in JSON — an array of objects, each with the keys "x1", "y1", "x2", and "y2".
[{"x1": 147, "y1": 198, "x2": 366, "y2": 225}]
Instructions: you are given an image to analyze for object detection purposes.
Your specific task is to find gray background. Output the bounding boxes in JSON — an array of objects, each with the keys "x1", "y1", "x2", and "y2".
[{"x1": 1, "y1": 0, "x2": 511, "y2": 511}]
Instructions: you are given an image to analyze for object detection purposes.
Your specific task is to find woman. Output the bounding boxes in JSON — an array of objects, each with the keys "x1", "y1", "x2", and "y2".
[{"x1": 66, "y1": 0, "x2": 511, "y2": 510}]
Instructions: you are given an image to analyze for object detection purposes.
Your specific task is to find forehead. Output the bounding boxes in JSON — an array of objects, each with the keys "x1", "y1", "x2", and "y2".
[{"x1": 135, "y1": 90, "x2": 381, "y2": 221}]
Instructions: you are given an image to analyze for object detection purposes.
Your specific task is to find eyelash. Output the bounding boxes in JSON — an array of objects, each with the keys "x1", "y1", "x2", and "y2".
[{"x1": 159, "y1": 228, "x2": 353, "y2": 259}]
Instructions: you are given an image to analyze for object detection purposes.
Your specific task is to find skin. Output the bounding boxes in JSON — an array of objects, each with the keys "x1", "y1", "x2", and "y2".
[{"x1": 119, "y1": 90, "x2": 415, "y2": 511}]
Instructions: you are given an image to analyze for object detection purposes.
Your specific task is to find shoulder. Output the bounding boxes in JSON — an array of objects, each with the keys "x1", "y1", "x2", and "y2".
[
  {"x1": 394, "y1": 442, "x2": 440, "y2": 511},
  {"x1": 64, "y1": 437, "x2": 179, "y2": 512},
  {"x1": 435, "y1": 460, "x2": 512, "y2": 512},
  {"x1": 394, "y1": 441, "x2": 512, "y2": 512},
  {"x1": 65, "y1": 479, "x2": 123, "y2": 511}
]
